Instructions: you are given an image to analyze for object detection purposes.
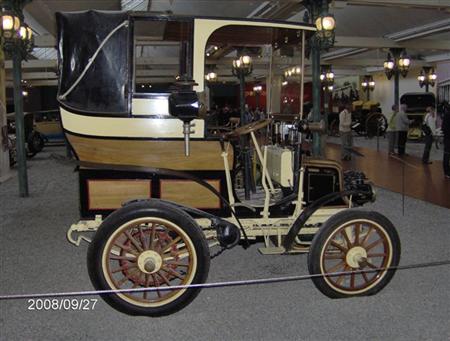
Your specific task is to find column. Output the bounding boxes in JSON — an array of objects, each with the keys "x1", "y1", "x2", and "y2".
[{"x1": 0, "y1": 44, "x2": 11, "y2": 182}]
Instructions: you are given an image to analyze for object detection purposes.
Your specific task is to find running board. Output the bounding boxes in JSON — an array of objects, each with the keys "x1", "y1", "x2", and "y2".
[{"x1": 258, "y1": 246, "x2": 309, "y2": 255}]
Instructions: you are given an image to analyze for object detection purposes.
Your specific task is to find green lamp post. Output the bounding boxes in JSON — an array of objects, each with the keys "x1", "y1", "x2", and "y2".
[
  {"x1": 1, "y1": 0, "x2": 34, "y2": 197},
  {"x1": 232, "y1": 54, "x2": 254, "y2": 200},
  {"x1": 303, "y1": 0, "x2": 336, "y2": 157}
]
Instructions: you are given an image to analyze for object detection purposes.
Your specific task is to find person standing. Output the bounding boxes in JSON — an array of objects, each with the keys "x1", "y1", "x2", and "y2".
[
  {"x1": 422, "y1": 106, "x2": 437, "y2": 164},
  {"x1": 396, "y1": 104, "x2": 412, "y2": 156},
  {"x1": 386, "y1": 104, "x2": 398, "y2": 155},
  {"x1": 339, "y1": 105, "x2": 352, "y2": 161},
  {"x1": 443, "y1": 108, "x2": 450, "y2": 179}
]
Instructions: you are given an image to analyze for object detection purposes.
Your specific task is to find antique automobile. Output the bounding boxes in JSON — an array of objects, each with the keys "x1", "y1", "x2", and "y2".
[
  {"x1": 33, "y1": 110, "x2": 65, "y2": 145},
  {"x1": 329, "y1": 100, "x2": 387, "y2": 138},
  {"x1": 400, "y1": 92, "x2": 436, "y2": 140},
  {"x1": 58, "y1": 10, "x2": 401, "y2": 316},
  {"x1": 6, "y1": 111, "x2": 45, "y2": 159}
]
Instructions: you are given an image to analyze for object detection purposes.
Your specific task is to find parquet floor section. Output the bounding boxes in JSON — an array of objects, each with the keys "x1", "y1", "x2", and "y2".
[{"x1": 325, "y1": 143, "x2": 450, "y2": 209}]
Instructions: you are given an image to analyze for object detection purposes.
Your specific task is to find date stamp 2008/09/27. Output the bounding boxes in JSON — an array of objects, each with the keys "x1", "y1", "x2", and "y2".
[{"x1": 27, "y1": 298, "x2": 98, "y2": 311}]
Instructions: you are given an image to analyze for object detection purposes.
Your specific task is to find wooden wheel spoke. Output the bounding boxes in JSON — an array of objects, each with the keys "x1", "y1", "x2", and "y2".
[
  {"x1": 162, "y1": 236, "x2": 182, "y2": 253},
  {"x1": 143, "y1": 274, "x2": 151, "y2": 299},
  {"x1": 109, "y1": 255, "x2": 137, "y2": 261},
  {"x1": 367, "y1": 253, "x2": 387, "y2": 258},
  {"x1": 165, "y1": 261, "x2": 190, "y2": 267},
  {"x1": 149, "y1": 225, "x2": 157, "y2": 249},
  {"x1": 365, "y1": 260, "x2": 379, "y2": 269},
  {"x1": 324, "y1": 253, "x2": 344, "y2": 260},
  {"x1": 365, "y1": 238, "x2": 384, "y2": 251},
  {"x1": 114, "y1": 242, "x2": 139, "y2": 255},
  {"x1": 326, "y1": 260, "x2": 346, "y2": 273},
  {"x1": 117, "y1": 275, "x2": 130, "y2": 287},
  {"x1": 162, "y1": 267, "x2": 184, "y2": 280},
  {"x1": 354, "y1": 223, "x2": 360, "y2": 245},
  {"x1": 350, "y1": 271, "x2": 355, "y2": 289},
  {"x1": 330, "y1": 240, "x2": 347, "y2": 253},
  {"x1": 125, "y1": 231, "x2": 144, "y2": 253},
  {"x1": 341, "y1": 229, "x2": 352, "y2": 248},
  {"x1": 138, "y1": 226, "x2": 149, "y2": 250},
  {"x1": 132, "y1": 273, "x2": 143, "y2": 288},
  {"x1": 361, "y1": 271, "x2": 370, "y2": 284},
  {"x1": 151, "y1": 274, "x2": 162, "y2": 298},
  {"x1": 336, "y1": 266, "x2": 349, "y2": 286},
  {"x1": 156, "y1": 272, "x2": 172, "y2": 286},
  {"x1": 360, "y1": 226, "x2": 373, "y2": 246},
  {"x1": 112, "y1": 263, "x2": 137, "y2": 274}
]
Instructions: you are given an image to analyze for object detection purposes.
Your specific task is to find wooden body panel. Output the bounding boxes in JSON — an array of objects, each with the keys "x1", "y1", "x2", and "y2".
[
  {"x1": 160, "y1": 179, "x2": 221, "y2": 209},
  {"x1": 67, "y1": 133, "x2": 233, "y2": 170},
  {"x1": 79, "y1": 169, "x2": 229, "y2": 218},
  {"x1": 88, "y1": 179, "x2": 151, "y2": 210}
]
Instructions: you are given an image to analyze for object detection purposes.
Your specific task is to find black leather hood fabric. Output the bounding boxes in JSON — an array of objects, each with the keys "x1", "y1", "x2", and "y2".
[{"x1": 56, "y1": 10, "x2": 130, "y2": 115}]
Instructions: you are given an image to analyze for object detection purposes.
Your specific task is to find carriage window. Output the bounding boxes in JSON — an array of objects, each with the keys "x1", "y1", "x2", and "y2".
[
  {"x1": 133, "y1": 19, "x2": 193, "y2": 94},
  {"x1": 203, "y1": 24, "x2": 306, "y2": 129}
]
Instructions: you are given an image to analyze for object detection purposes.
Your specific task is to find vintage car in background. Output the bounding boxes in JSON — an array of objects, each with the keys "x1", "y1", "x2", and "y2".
[
  {"x1": 329, "y1": 100, "x2": 386, "y2": 138},
  {"x1": 33, "y1": 109, "x2": 64, "y2": 144},
  {"x1": 7, "y1": 111, "x2": 45, "y2": 165},
  {"x1": 400, "y1": 92, "x2": 436, "y2": 140},
  {"x1": 58, "y1": 10, "x2": 401, "y2": 316}
]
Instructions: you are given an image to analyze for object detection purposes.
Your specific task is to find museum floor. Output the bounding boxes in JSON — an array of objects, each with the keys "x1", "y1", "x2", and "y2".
[
  {"x1": 325, "y1": 138, "x2": 450, "y2": 209},
  {"x1": 0, "y1": 145, "x2": 449, "y2": 340}
]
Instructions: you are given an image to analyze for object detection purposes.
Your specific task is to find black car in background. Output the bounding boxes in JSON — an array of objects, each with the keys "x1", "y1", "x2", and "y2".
[
  {"x1": 400, "y1": 92, "x2": 436, "y2": 140},
  {"x1": 7, "y1": 112, "x2": 45, "y2": 165}
]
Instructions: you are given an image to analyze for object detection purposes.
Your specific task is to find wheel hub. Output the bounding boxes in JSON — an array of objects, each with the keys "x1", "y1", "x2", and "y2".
[
  {"x1": 346, "y1": 246, "x2": 367, "y2": 269},
  {"x1": 137, "y1": 250, "x2": 163, "y2": 274}
]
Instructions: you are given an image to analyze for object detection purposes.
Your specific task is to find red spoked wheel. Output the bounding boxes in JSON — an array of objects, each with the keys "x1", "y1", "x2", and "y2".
[
  {"x1": 88, "y1": 200, "x2": 210, "y2": 316},
  {"x1": 308, "y1": 210, "x2": 400, "y2": 298}
]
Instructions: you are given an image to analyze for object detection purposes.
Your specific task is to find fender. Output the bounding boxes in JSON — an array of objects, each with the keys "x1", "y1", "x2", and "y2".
[{"x1": 283, "y1": 190, "x2": 372, "y2": 251}]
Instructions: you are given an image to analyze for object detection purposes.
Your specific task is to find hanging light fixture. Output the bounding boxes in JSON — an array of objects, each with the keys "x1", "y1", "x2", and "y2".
[
  {"x1": 284, "y1": 66, "x2": 301, "y2": 79},
  {"x1": 418, "y1": 66, "x2": 437, "y2": 90},
  {"x1": 398, "y1": 51, "x2": 411, "y2": 77},
  {"x1": 0, "y1": 7, "x2": 21, "y2": 40},
  {"x1": 315, "y1": 12, "x2": 336, "y2": 49},
  {"x1": 253, "y1": 85, "x2": 262, "y2": 92},
  {"x1": 383, "y1": 53, "x2": 395, "y2": 80},
  {"x1": 361, "y1": 75, "x2": 375, "y2": 91},
  {"x1": 232, "y1": 55, "x2": 253, "y2": 75},
  {"x1": 383, "y1": 49, "x2": 410, "y2": 80},
  {"x1": 320, "y1": 65, "x2": 334, "y2": 91},
  {"x1": 205, "y1": 71, "x2": 218, "y2": 82}
]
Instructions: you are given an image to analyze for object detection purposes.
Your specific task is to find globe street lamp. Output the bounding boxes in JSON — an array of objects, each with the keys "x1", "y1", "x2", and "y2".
[
  {"x1": 361, "y1": 75, "x2": 375, "y2": 100},
  {"x1": 314, "y1": 13, "x2": 336, "y2": 49},
  {"x1": 1, "y1": 1, "x2": 33, "y2": 197},
  {"x1": 383, "y1": 48, "x2": 411, "y2": 107},
  {"x1": 232, "y1": 54, "x2": 254, "y2": 199},
  {"x1": 418, "y1": 66, "x2": 437, "y2": 92}
]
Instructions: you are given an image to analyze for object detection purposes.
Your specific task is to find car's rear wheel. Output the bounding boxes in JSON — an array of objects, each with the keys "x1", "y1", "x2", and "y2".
[{"x1": 88, "y1": 200, "x2": 210, "y2": 316}]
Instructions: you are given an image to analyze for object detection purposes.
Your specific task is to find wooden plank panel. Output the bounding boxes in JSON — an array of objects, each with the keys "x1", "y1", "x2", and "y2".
[
  {"x1": 161, "y1": 179, "x2": 221, "y2": 209},
  {"x1": 67, "y1": 134, "x2": 233, "y2": 170},
  {"x1": 88, "y1": 179, "x2": 151, "y2": 210}
]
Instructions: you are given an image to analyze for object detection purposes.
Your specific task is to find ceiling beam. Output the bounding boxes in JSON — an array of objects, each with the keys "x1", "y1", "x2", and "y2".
[
  {"x1": 4, "y1": 59, "x2": 57, "y2": 69},
  {"x1": 333, "y1": 0, "x2": 450, "y2": 10},
  {"x1": 335, "y1": 36, "x2": 450, "y2": 50},
  {"x1": 34, "y1": 35, "x2": 56, "y2": 48}
]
